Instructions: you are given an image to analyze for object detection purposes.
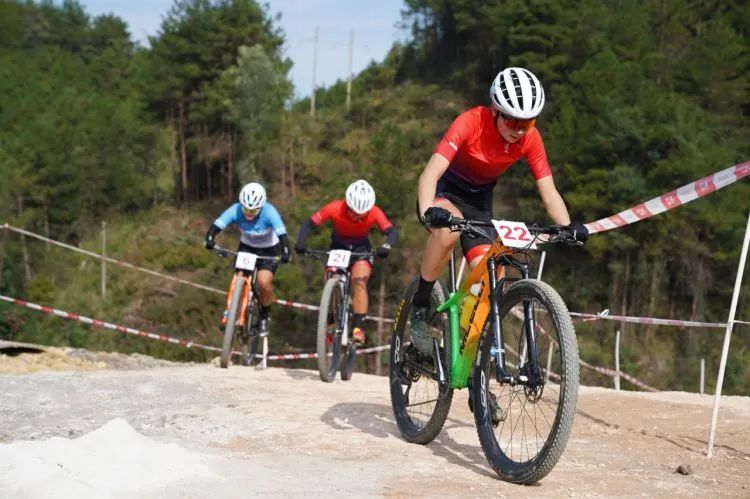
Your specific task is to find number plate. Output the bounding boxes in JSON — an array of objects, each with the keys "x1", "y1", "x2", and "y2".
[
  {"x1": 235, "y1": 251, "x2": 257, "y2": 271},
  {"x1": 491, "y1": 220, "x2": 538, "y2": 250},
  {"x1": 326, "y1": 250, "x2": 352, "y2": 268}
]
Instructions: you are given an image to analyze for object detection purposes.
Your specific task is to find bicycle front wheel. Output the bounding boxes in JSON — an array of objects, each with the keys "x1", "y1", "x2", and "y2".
[
  {"x1": 472, "y1": 279, "x2": 579, "y2": 484},
  {"x1": 317, "y1": 278, "x2": 344, "y2": 382},
  {"x1": 243, "y1": 292, "x2": 261, "y2": 366},
  {"x1": 221, "y1": 278, "x2": 246, "y2": 369},
  {"x1": 340, "y1": 343, "x2": 357, "y2": 381},
  {"x1": 389, "y1": 276, "x2": 452, "y2": 444}
]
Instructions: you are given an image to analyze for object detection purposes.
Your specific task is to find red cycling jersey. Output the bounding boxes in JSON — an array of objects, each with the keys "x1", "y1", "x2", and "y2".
[
  {"x1": 311, "y1": 200, "x2": 392, "y2": 243},
  {"x1": 434, "y1": 106, "x2": 552, "y2": 186}
]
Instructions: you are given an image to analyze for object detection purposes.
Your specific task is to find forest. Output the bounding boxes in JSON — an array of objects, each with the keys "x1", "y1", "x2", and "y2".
[{"x1": 0, "y1": 0, "x2": 748, "y2": 393}]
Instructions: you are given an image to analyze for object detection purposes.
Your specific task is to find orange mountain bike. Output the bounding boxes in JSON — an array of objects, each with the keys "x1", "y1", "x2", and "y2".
[
  {"x1": 390, "y1": 217, "x2": 582, "y2": 484},
  {"x1": 213, "y1": 245, "x2": 279, "y2": 369}
]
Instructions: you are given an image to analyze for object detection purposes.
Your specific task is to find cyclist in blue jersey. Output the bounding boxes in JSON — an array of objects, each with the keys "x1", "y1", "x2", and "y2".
[{"x1": 204, "y1": 182, "x2": 291, "y2": 336}]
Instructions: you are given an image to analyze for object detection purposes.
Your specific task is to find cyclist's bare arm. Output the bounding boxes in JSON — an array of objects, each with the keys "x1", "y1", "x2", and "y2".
[
  {"x1": 417, "y1": 153, "x2": 451, "y2": 216},
  {"x1": 536, "y1": 176, "x2": 571, "y2": 225}
]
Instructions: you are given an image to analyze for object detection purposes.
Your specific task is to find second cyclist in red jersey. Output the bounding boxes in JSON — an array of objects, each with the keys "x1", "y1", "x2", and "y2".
[{"x1": 294, "y1": 180, "x2": 399, "y2": 344}]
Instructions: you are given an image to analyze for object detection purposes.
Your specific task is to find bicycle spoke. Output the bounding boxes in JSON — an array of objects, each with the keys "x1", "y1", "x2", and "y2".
[
  {"x1": 486, "y1": 289, "x2": 571, "y2": 466},
  {"x1": 405, "y1": 397, "x2": 440, "y2": 408}
]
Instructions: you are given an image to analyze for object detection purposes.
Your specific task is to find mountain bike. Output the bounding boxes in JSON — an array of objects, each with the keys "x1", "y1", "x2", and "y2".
[
  {"x1": 303, "y1": 248, "x2": 378, "y2": 382},
  {"x1": 389, "y1": 217, "x2": 581, "y2": 484},
  {"x1": 213, "y1": 245, "x2": 279, "y2": 369}
]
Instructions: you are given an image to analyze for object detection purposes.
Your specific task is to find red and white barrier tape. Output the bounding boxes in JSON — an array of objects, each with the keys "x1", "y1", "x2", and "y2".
[
  {"x1": 0, "y1": 294, "x2": 223, "y2": 354},
  {"x1": 570, "y1": 310, "x2": 727, "y2": 329},
  {"x1": 0, "y1": 293, "x2": 392, "y2": 362},
  {"x1": 510, "y1": 305, "x2": 658, "y2": 390},
  {"x1": 267, "y1": 344, "x2": 390, "y2": 361},
  {"x1": 0, "y1": 291, "x2": 667, "y2": 387},
  {"x1": 585, "y1": 162, "x2": 750, "y2": 234},
  {"x1": 0, "y1": 224, "x2": 393, "y2": 324},
  {"x1": 578, "y1": 358, "x2": 658, "y2": 392}
]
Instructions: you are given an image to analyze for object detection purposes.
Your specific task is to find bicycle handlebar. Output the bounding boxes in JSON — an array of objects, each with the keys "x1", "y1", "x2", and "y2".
[
  {"x1": 211, "y1": 245, "x2": 281, "y2": 260},
  {"x1": 302, "y1": 248, "x2": 379, "y2": 260},
  {"x1": 443, "y1": 217, "x2": 582, "y2": 246}
]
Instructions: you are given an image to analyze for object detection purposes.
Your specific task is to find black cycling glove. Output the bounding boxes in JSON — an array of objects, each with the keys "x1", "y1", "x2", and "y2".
[
  {"x1": 279, "y1": 234, "x2": 292, "y2": 263},
  {"x1": 376, "y1": 243, "x2": 392, "y2": 258},
  {"x1": 204, "y1": 224, "x2": 221, "y2": 250},
  {"x1": 567, "y1": 221, "x2": 589, "y2": 243},
  {"x1": 422, "y1": 207, "x2": 453, "y2": 228}
]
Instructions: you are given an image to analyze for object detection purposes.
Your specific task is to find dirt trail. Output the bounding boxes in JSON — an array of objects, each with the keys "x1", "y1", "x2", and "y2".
[{"x1": 1, "y1": 356, "x2": 748, "y2": 497}]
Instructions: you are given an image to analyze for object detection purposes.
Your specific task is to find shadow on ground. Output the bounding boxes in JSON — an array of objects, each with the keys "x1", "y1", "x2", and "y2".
[{"x1": 321, "y1": 402, "x2": 498, "y2": 479}]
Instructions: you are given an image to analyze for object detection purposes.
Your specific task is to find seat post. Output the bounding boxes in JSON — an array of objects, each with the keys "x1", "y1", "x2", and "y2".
[{"x1": 447, "y1": 251, "x2": 456, "y2": 293}]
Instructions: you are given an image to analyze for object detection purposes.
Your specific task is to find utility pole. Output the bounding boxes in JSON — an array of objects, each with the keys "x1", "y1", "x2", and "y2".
[
  {"x1": 310, "y1": 25, "x2": 318, "y2": 117},
  {"x1": 346, "y1": 30, "x2": 354, "y2": 111}
]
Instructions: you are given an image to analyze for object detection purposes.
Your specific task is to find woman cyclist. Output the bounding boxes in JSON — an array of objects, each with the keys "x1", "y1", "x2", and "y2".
[
  {"x1": 204, "y1": 182, "x2": 291, "y2": 336},
  {"x1": 410, "y1": 67, "x2": 588, "y2": 352},
  {"x1": 294, "y1": 179, "x2": 399, "y2": 345}
]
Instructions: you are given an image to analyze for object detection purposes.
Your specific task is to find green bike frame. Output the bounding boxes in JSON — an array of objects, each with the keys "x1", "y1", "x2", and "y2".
[
  {"x1": 436, "y1": 247, "x2": 505, "y2": 389},
  {"x1": 437, "y1": 289, "x2": 471, "y2": 388}
]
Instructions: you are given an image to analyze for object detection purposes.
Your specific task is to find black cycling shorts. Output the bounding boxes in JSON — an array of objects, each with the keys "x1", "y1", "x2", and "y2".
[
  {"x1": 329, "y1": 237, "x2": 374, "y2": 267},
  {"x1": 237, "y1": 242, "x2": 280, "y2": 273},
  {"x1": 416, "y1": 174, "x2": 498, "y2": 257}
]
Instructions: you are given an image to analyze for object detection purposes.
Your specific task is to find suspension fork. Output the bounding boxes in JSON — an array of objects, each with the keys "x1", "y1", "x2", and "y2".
[
  {"x1": 339, "y1": 272, "x2": 352, "y2": 346},
  {"x1": 520, "y1": 264, "x2": 542, "y2": 378},
  {"x1": 488, "y1": 258, "x2": 512, "y2": 382}
]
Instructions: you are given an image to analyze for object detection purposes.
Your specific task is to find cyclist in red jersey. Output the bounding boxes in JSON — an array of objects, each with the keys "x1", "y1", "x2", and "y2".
[
  {"x1": 294, "y1": 180, "x2": 399, "y2": 344},
  {"x1": 409, "y1": 67, "x2": 588, "y2": 354}
]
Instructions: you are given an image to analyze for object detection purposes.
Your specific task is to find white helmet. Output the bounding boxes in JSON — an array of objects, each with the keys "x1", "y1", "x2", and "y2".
[
  {"x1": 489, "y1": 67, "x2": 545, "y2": 120},
  {"x1": 345, "y1": 179, "x2": 376, "y2": 215},
  {"x1": 238, "y1": 182, "x2": 266, "y2": 210}
]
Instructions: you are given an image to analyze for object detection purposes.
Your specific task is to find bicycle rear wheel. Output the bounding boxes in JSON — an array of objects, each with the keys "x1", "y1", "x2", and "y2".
[
  {"x1": 317, "y1": 277, "x2": 344, "y2": 382},
  {"x1": 472, "y1": 279, "x2": 579, "y2": 484},
  {"x1": 221, "y1": 277, "x2": 245, "y2": 369},
  {"x1": 389, "y1": 276, "x2": 452, "y2": 444}
]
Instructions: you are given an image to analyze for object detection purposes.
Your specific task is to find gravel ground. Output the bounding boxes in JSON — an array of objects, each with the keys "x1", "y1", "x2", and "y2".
[{"x1": 1, "y1": 350, "x2": 748, "y2": 497}]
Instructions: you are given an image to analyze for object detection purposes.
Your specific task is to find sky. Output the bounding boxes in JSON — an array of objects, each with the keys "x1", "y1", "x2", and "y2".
[{"x1": 77, "y1": 0, "x2": 408, "y2": 98}]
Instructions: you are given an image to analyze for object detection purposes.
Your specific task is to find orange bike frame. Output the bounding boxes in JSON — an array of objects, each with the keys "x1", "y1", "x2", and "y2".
[
  {"x1": 436, "y1": 242, "x2": 512, "y2": 388},
  {"x1": 224, "y1": 271, "x2": 253, "y2": 327}
]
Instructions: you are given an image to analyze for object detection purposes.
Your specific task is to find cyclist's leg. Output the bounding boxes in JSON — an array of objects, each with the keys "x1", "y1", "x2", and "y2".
[
  {"x1": 248, "y1": 243, "x2": 280, "y2": 336},
  {"x1": 350, "y1": 259, "x2": 371, "y2": 344},
  {"x1": 255, "y1": 269, "x2": 275, "y2": 306},
  {"x1": 459, "y1": 203, "x2": 504, "y2": 278},
  {"x1": 350, "y1": 259, "x2": 371, "y2": 313},
  {"x1": 255, "y1": 269, "x2": 274, "y2": 336},
  {"x1": 419, "y1": 197, "x2": 463, "y2": 281},
  {"x1": 409, "y1": 197, "x2": 463, "y2": 353}
]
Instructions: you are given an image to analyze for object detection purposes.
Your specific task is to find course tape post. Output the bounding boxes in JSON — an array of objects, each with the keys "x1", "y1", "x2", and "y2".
[{"x1": 585, "y1": 162, "x2": 749, "y2": 234}]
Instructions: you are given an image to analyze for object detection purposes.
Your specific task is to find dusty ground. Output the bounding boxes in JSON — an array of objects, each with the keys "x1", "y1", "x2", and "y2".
[
  {"x1": 1, "y1": 349, "x2": 749, "y2": 498},
  {"x1": 0, "y1": 346, "x2": 180, "y2": 374}
]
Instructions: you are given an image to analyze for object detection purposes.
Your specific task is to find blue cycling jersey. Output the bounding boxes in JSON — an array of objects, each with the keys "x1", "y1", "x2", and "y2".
[{"x1": 213, "y1": 202, "x2": 287, "y2": 248}]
